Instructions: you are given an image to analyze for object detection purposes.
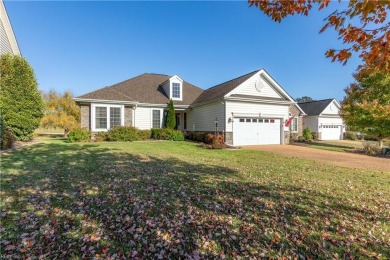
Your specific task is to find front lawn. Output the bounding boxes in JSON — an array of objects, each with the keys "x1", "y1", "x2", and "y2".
[
  {"x1": 297, "y1": 140, "x2": 364, "y2": 153},
  {"x1": 1, "y1": 137, "x2": 389, "y2": 258}
]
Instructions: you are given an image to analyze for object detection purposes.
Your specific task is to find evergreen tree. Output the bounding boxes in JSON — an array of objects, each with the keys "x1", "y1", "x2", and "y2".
[
  {"x1": 165, "y1": 99, "x2": 176, "y2": 129},
  {"x1": 0, "y1": 54, "x2": 44, "y2": 141}
]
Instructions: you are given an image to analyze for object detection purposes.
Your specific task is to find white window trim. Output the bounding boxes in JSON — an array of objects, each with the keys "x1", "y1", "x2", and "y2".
[
  {"x1": 170, "y1": 82, "x2": 182, "y2": 101},
  {"x1": 290, "y1": 117, "x2": 298, "y2": 133},
  {"x1": 91, "y1": 104, "x2": 125, "y2": 132},
  {"x1": 151, "y1": 108, "x2": 164, "y2": 129}
]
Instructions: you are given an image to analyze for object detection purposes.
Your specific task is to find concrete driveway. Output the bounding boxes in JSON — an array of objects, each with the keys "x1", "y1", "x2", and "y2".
[{"x1": 243, "y1": 145, "x2": 390, "y2": 172}]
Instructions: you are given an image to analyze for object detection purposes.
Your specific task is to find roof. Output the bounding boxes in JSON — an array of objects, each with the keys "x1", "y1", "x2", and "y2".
[
  {"x1": 76, "y1": 73, "x2": 204, "y2": 106},
  {"x1": 192, "y1": 70, "x2": 260, "y2": 104},
  {"x1": 0, "y1": 0, "x2": 20, "y2": 55},
  {"x1": 298, "y1": 99, "x2": 335, "y2": 116}
]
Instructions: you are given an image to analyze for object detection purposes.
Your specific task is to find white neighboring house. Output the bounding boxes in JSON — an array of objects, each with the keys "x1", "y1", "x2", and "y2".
[
  {"x1": 0, "y1": 0, "x2": 20, "y2": 55},
  {"x1": 298, "y1": 99, "x2": 345, "y2": 140},
  {"x1": 74, "y1": 69, "x2": 297, "y2": 146}
]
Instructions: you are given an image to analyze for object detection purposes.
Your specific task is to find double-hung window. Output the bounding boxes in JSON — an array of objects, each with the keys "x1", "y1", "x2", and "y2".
[
  {"x1": 172, "y1": 83, "x2": 181, "y2": 99},
  {"x1": 290, "y1": 118, "x2": 298, "y2": 132},
  {"x1": 93, "y1": 104, "x2": 123, "y2": 131},
  {"x1": 152, "y1": 109, "x2": 161, "y2": 128}
]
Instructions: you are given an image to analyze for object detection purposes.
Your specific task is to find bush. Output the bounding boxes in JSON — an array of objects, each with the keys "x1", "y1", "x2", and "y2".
[
  {"x1": 0, "y1": 130, "x2": 15, "y2": 150},
  {"x1": 302, "y1": 127, "x2": 313, "y2": 140},
  {"x1": 364, "y1": 135, "x2": 379, "y2": 141},
  {"x1": 106, "y1": 126, "x2": 139, "y2": 142},
  {"x1": 362, "y1": 141, "x2": 381, "y2": 155},
  {"x1": 137, "y1": 129, "x2": 151, "y2": 140},
  {"x1": 67, "y1": 128, "x2": 91, "y2": 142},
  {"x1": 95, "y1": 131, "x2": 108, "y2": 142},
  {"x1": 345, "y1": 131, "x2": 357, "y2": 140},
  {"x1": 0, "y1": 54, "x2": 44, "y2": 141},
  {"x1": 311, "y1": 132, "x2": 317, "y2": 140},
  {"x1": 151, "y1": 128, "x2": 184, "y2": 141}
]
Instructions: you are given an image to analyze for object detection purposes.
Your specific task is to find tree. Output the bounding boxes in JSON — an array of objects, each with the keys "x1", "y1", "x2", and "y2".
[
  {"x1": 165, "y1": 99, "x2": 176, "y2": 129},
  {"x1": 40, "y1": 90, "x2": 80, "y2": 136},
  {"x1": 0, "y1": 54, "x2": 44, "y2": 141},
  {"x1": 248, "y1": 0, "x2": 390, "y2": 75},
  {"x1": 340, "y1": 71, "x2": 390, "y2": 147},
  {"x1": 296, "y1": 96, "x2": 314, "y2": 103}
]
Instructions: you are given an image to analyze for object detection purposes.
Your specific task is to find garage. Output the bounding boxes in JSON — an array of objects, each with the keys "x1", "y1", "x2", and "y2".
[
  {"x1": 321, "y1": 125, "x2": 343, "y2": 140},
  {"x1": 233, "y1": 118, "x2": 281, "y2": 145}
]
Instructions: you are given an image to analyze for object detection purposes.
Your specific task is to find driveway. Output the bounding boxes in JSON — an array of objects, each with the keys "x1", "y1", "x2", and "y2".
[{"x1": 243, "y1": 145, "x2": 390, "y2": 172}]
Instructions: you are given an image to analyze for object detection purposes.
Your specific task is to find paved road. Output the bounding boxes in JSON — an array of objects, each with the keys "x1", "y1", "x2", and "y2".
[{"x1": 243, "y1": 145, "x2": 390, "y2": 172}]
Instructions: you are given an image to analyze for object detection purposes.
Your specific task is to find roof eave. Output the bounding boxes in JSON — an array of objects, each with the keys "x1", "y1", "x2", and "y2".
[{"x1": 74, "y1": 98, "x2": 139, "y2": 105}]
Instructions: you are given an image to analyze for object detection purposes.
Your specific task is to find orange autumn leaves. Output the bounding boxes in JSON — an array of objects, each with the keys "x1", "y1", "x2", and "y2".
[{"x1": 248, "y1": 0, "x2": 390, "y2": 74}]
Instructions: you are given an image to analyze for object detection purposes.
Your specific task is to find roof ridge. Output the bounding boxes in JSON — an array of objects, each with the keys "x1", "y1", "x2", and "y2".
[
  {"x1": 148, "y1": 73, "x2": 171, "y2": 77},
  {"x1": 298, "y1": 98, "x2": 334, "y2": 104},
  {"x1": 206, "y1": 69, "x2": 260, "y2": 90}
]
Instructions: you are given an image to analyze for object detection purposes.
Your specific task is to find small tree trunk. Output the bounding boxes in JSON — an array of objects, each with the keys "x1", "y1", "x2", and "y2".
[
  {"x1": 64, "y1": 128, "x2": 70, "y2": 138},
  {"x1": 378, "y1": 139, "x2": 383, "y2": 149}
]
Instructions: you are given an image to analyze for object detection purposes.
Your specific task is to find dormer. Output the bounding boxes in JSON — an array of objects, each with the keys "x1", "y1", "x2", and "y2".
[{"x1": 161, "y1": 75, "x2": 183, "y2": 101}]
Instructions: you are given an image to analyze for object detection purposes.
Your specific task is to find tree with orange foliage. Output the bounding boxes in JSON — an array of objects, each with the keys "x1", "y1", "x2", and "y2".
[
  {"x1": 340, "y1": 71, "x2": 390, "y2": 148},
  {"x1": 40, "y1": 90, "x2": 80, "y2": 137},
  {"x1": 248, "y1": 0, "x2": 390, "y2": 74}
]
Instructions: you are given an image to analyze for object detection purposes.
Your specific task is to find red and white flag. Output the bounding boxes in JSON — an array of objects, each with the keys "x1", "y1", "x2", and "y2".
[{"x1": 285, "y1": 116, "x2": 295, "y2": 127}]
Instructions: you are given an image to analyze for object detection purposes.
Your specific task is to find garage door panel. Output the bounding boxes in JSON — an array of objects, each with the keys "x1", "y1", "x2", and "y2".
[
  {"x1": 233, "y1": 118, "x2": 281, "y2": 145},
  {"x1": 321, "y1": 125, "x2": 342, "y2": 140}
]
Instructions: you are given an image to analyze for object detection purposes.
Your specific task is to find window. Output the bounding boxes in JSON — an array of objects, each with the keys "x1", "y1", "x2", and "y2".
[
  {"x1": 264, "y1": 119, "x2": 269, "y2": 123},
  {"x1": 110, "y1": 107, "x2": 121, "y2": 127},
  {"x1": 184, "y1": 113, "x2": 187, "y2": 129},
  {"x1": 259, "y1": 119, "x2": 264, "y2": 123},
  {"x1": 270, "y1": 119, "x2": 275, "y2": 123},
  {"x1": 172, "y1": 83, "x2": 181, "y2": 99},
  {"x1": 95, "y1": 107, "x2": 107, "y2": 129},
  {"x1": 93, "y1": 105, "x2": 123, "y2": 131},
  {"x1": 246, "y1": 119, "x2": 251, "y2": 122},
  {"x1": 152, "y1": 110, "x2": 161, "y2": 128},
  {"x1": 239, "y1": 119, "x2": 245, "y2": 122},
  {"x1": 290, "y1": 118, "x2": 298, "y2": 132},
  {"x1": 252, "y1": 119, "x2": 257, "y2": 123}
]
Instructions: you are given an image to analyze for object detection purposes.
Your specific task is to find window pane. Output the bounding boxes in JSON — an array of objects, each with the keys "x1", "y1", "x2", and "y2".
[
  {"x1": 239, "y1": 119, "x2": 244, "y2": 122},
  {"x1": 172, "y1": 83, "x2": 180, "y2": 98},
  {"x1": 152, "y1": 110, "x2": 161, "y2": 128},
  {"x1": 110, "y1": 107, "x2": 121, "y2": 128},
  {"x1": 259, "y1": 119, "x2": 263, "y2": 123},
  {"x1": 246, "y1": 119, "x2": 251, "y2": 122},
  {"x1": 264, "y1": 119, "x2": 269, "y2": 123},
  {"x1": 252, "y1": 119, "x2": 257, "y2": 123},
  {"x1": 95, "y1": 107, "x2": 107, "y2": 129}
]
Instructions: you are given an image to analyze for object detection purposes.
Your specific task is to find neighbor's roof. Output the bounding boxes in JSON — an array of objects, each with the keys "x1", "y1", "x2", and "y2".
[
  {"x1": 76, "y1": 73, "x2": 204, "y2": 105},
  {"x1": 192, "y1": 70, "x2": 260, "y2": 104},
  {"x1": 298, "y1": 99, "x2": 334, "y2": 116}
]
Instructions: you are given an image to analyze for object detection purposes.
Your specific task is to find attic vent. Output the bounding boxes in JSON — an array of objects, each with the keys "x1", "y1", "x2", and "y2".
[{"x1": 255, "y1": 77, "x2": 266, "y2": 92}]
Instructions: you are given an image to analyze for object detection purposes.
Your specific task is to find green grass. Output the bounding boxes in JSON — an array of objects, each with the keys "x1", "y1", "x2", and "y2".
[
  {"x1": 1, "y1": 137, "x2": 389, "y2": 259},
  {"x1": 302, "y1": 140, "x2": 364, "y2": 153}
]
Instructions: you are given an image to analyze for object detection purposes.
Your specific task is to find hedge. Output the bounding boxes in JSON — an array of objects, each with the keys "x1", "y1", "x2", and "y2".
[{"x1": 151, "y1": 128, "x2": 184, "y2": 141}]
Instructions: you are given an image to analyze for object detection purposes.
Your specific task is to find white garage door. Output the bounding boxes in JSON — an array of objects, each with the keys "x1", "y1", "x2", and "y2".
[
  {"x1": 233, "y1": 118, "x2": 281, "y2": 145},
  {"x1": 321, "y1": 125, "x2": 342, "y2": 140}
]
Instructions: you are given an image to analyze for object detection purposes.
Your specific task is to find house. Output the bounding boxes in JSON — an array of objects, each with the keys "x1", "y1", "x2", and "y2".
[
  {"x1": 298, "y1": 99, "x2": 345, "y2": 140},
  {"x1": 75, "y1": 69, "x2": 298, "y2": 145},
  {"x1": 0, "y1": 0, "x2": 20, "y2": 55}
]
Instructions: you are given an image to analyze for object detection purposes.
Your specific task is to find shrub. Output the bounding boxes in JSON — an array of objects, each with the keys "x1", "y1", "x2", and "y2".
[
  {"x1": 151, "y1": 128, "x2": 184, "y2": 141},
  {"x1": 290, "y1": 133, "x2": 299, "y2": 142},
  {"x1": 0, "y1": 54, "x2": 44, "y2": 141},
  {"x1": 193, "y1": 132, "x2": 206, "y2": 142},
  {"x1": 137, "y1": 129, "x2": 151, "y2": 140},
  {"x1": 362, "y1": 141, "x2": 381, "y2": 155},
  {"x1": 345, "y1": 131, "x2": 357, "y2": 140},
  {"x1": 205, "y1": 133, "x2": 214, "y2": 144},
  {"x1": 302, "y1": 127, "x2": 313, "y2": 140},
  {"x1": 364, "y1": 135, "x2": 379, "y2": 141},
  {"x1": 107, "y1": 126, "x2": 139, "y2": 142},
  {"x1": 0, "y1": 130, "x2": 15, "y2": 150},
  {"x1": 67, "y1": 128, "x2": 91, "y2": 142},
  {"x1": 95, "y1": 131, "x2": 108, "y2": 142},
  {"x1": 311, "y1": 132, "x2": 317, "y2": 140}
]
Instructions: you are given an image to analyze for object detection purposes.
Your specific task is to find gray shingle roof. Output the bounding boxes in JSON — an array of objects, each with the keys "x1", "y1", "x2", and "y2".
[
  {"x1": 298, "y1": 99, "x2": 334, "y2": 116},
  {"x1": 192, "y1": 70, "x2": 260, "y2": 104},
  {"x1": 77, "y1": 73, "x2": 204, "y2": 106}
]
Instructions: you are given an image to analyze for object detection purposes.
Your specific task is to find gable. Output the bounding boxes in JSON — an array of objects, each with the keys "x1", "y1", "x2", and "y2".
[
  {"x1": 321, "y1": 100, "x2": 340, "y2": 115},
  {"x1": 0, "y1": 0, "x2": 20, "y2": 55},
  {"x1": 225, "y1": 69, "x2": 294, "y2": 102}
]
